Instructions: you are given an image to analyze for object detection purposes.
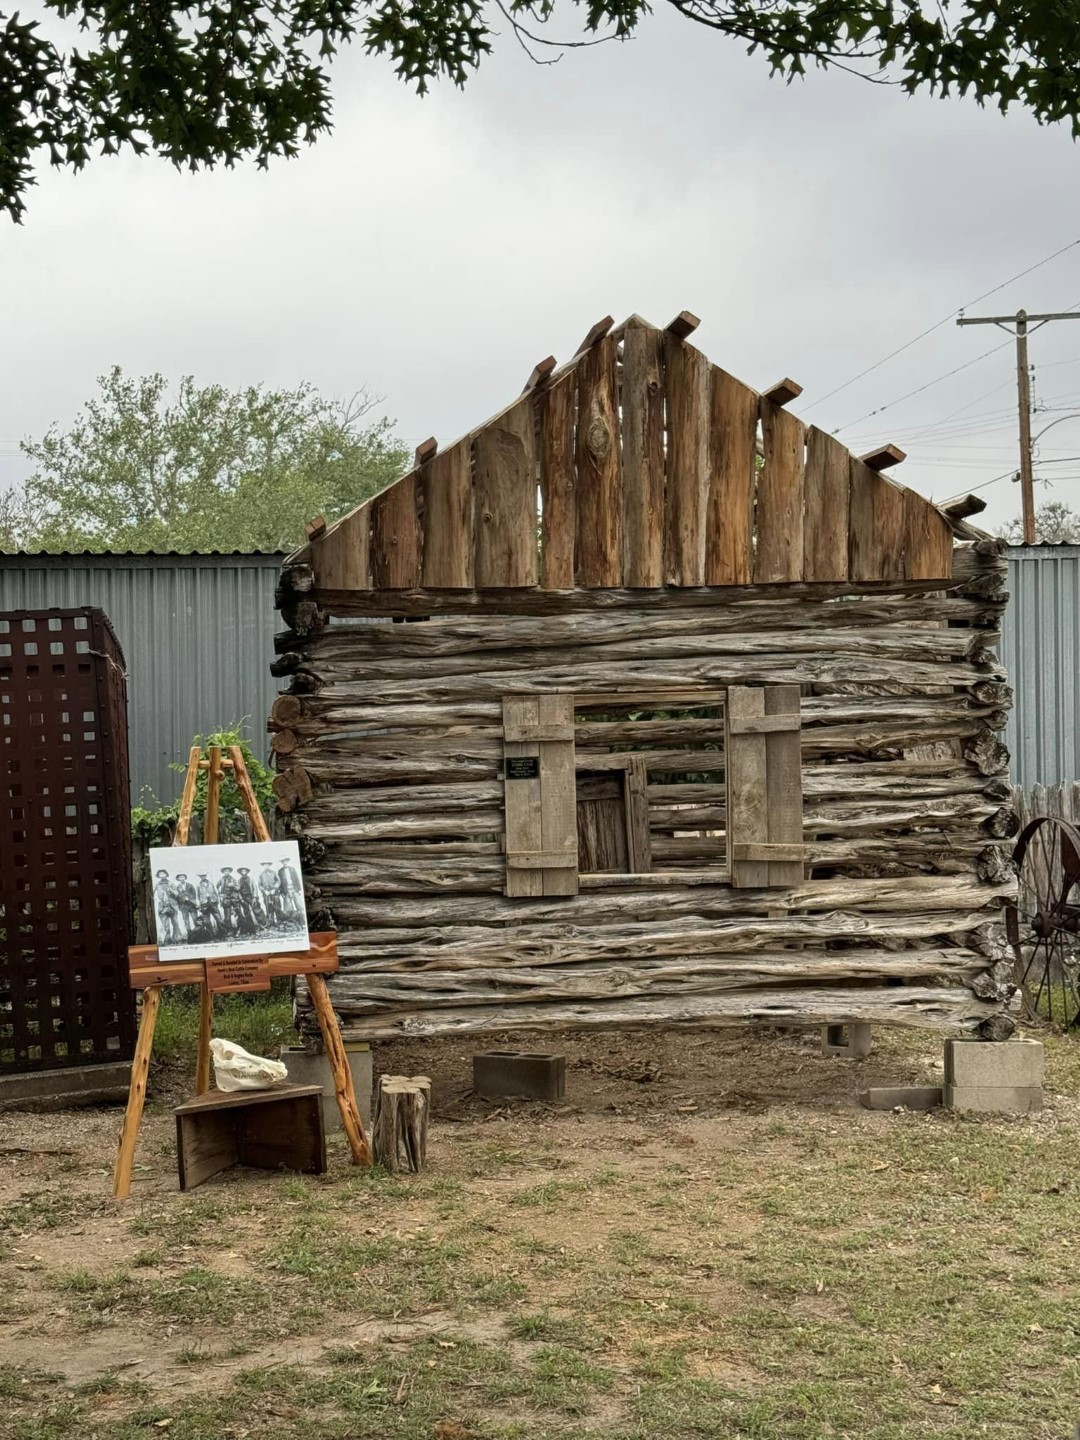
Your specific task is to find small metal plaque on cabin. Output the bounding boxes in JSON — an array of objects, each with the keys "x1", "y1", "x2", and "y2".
[{"x1": 505, "y1": 757, "x2": 540, "y2": 780}]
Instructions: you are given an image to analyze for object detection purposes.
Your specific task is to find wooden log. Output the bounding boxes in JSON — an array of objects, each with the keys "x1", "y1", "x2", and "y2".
[
  {"x1": 421, "y1": 440, "x2": 474, "y2": 588},
  {"x1": 306, "y1": 541, "x2": 995, "y2": 616},
  {"x1": 575, "y1": 334, "x2": 623, "y2": 586},
  {"x1": 664, "y1": 335, "x2": 710, "y2": 585},
  {"x1": 331, "y1": 985, "x2": 1004, "y2": 1041},
  {"x1": 849, "y1": 460, "x2": 906, "y2": 583},
  {"x1": 755, "y1": 399, "x2": 805, "y2": 582},
  {"x1": 371, "y1": 472, "x2": 421, "y2": 588},
  {"x1": 621, "y1": 324, "x2": 665, "y2": 587},
  {"x1": 273, "y1": 766, "x2": 314, "y2": 812},
  {"x1": 474, "y1": 397, "x2": 538, "y2": 587},
  {"x1": 537, "y1": 371, "x2": 577, "y2": 590},
  {"x1": 803, "y1": 428, "x2": 850, "y2": 583},
  {"x1": 371, "y1": 1075, "x2": 430, "y2": 1173},
  {"x1": 705, "y1": 366, "x2": 758, "y2": 585}
]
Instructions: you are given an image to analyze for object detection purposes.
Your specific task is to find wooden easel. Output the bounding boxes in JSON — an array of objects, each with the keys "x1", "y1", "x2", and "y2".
[{"x1": 112, "y1": 744, "x2": 370, "y2": 1198}]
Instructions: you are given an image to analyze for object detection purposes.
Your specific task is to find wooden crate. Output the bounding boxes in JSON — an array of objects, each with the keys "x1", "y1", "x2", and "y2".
[{"x1": 174, "y1": 1082, "x2": 326, "y2": 1191}]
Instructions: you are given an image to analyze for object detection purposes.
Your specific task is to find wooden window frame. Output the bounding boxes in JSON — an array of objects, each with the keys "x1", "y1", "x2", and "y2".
[{"x1": 501, "y1": 685, "x2": 805, "y2": 896}]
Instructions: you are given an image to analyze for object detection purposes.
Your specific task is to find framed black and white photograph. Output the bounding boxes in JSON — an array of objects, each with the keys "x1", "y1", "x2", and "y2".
[{"x1": 149, "y1": 839, "x2": 309, "y2": 962}]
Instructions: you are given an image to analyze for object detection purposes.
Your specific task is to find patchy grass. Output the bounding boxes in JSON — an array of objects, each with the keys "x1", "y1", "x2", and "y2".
[
  {"x1": 3, "y1": 1023, "x2": 1080, "y2": 1438},
  {"x1": 152, "y1": 984, "x2": 295, "y2": 1065}
]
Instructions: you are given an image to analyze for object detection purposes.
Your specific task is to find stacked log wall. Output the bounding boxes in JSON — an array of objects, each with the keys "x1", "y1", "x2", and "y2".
[{"x1": 271, "y1": 540, "x2": 1016, "y2": 1041}]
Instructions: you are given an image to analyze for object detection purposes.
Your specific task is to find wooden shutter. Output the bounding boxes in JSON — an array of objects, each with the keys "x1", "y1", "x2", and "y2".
[
  {"x1": 502, "y1": 696, "x2": 579, "y2": 897},
  {"x1": 725, "y1": 685, "x2": 804, "y2": 887}
]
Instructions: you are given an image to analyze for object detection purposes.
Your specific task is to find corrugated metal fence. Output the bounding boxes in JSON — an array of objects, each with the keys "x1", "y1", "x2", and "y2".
[
  {"x1": 1002, "y1": 545, "x2": 1080, "y2": 791},
  {"x1": 0, "y1": 552, "x2": 284, "y2": 804},
  {"x1": 1, "y1": 544, "x2": 1076, "y2": 803}
]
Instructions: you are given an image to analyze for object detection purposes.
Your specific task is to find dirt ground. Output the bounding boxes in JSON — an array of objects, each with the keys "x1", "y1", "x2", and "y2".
[{"x1": 2, "y1": 1025, "x2": 1079, "y2": 1439}]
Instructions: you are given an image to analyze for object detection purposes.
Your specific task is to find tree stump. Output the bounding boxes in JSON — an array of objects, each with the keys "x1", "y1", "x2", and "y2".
[{"x1": 372, "y1": 1074, "x2": 431, "y2": 1173}]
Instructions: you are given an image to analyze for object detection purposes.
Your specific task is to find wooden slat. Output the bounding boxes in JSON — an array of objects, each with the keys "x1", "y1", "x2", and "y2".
[
  {"x1": 849, "y1": 458, "x2": 906, "y2": 583},
  {"x1": 726, "y1": 686, "x2": 769, "y2": 887},
  {"x1": 755, "y1": 400, "x2": 805, "y2": 583},
  {"x1": 728, "y1": 714, "x2": 800, "y2": 734},
  {"x1": 575, "y1": 315, "x2": 615, "y2": 354},
  {"x1": 665, "y1": 310, "x2": 701, "y2": 340},
  {"x1": 623, "y1": 755, "x2": 652, "y2": 874},
  {"x1": 505, "y1": 851, "x2": 578, "y2": 869},
  {"x1": 763, "y1": 684, "x2": 804, "y2": 886},
  {"x1": 903, "y1": 487, "x2": 954, "y2": 582},
  {"x1": 475, "y1": 399, "x2": 538, "y2": 587},
  {"x1": 803, "y1": 427, "x2": 850, "y2": 583},
  {"x1": 311, "y1": 502, "x2": 372, "y2": 590},
  {"x1": 621, "y1": 324, "x2": 665, "y2": 587},
  {"x1": 522, "y1": 356, "x2": 557, "y2": 394},
  {"x1": 538, "y1": 695, "x2": 579, "y2": 896},
  {"x1": 371, "y1": 471, "x2": 421, "y2": 588},
  {"x1": 503, "y1": 698, "x2": 543, "y2": 897},
  {"x1": 763, "y1": 378, "x2": 803, "y2": 407},
  {"x1": 705, "y1": 366, "x2": 757, "y2": 586},
  {"x1": 538, "y1": 372, "x2": 577, "y2": 590},
  {"x1": 732, "y1": 842, "x2": 804, "y2": 863},
  {"x1": 421, "y1": 440, "x2": 474, "y2": 588},
  {"x1": 664, "y1": 336, "x2": 710, "y2": 585},
  {"x1": 575, "y1": 335, "x2": 623, "y2": 587}
]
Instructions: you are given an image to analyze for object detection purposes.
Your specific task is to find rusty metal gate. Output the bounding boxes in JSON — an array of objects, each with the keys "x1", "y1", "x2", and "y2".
[{"x1": 0, "y1": 608, "x2": 136, "y2": 1073}]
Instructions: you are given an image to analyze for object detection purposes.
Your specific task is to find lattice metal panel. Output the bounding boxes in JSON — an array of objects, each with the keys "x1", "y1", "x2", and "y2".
[{"x1": 0, "y1": 608, "x2": 136, "y2": 1073}]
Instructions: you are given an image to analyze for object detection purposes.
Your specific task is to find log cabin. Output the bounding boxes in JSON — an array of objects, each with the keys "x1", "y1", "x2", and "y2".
[{"x1": 269, "y1": 311, "x2": 1018, "y2": 1045}]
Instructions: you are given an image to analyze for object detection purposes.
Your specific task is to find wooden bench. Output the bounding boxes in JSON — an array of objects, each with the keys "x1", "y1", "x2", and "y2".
[{"x1": 174, "y1": 1083, "x2": 326, "y2": 1191}]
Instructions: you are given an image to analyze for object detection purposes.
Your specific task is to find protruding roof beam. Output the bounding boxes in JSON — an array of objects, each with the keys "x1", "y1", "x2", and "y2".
[
  {"x1": 573, "y1": 315, "x2": 614, "y2": 355},
  {"x1": 859, "y1": 443, "x2": 907, "y2": 473},
  {"x1": 763, "y1": 378, "x2": 803, "y2": 407},
  {"x1": 305, "y1": 515, "x2": 327, "y2": 540},
  {"x1": 414, "y1": 437, "x2": 438, "y2": 465},
  {"x1": 522, "y1": 355, "x2": 557, "y2": 394},
  {"x1": 665, "y1": 310, "x2": 701, "y2": 340}
]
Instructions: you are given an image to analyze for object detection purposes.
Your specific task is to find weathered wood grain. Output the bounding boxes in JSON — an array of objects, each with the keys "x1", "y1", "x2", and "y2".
[
  {"x1": 474, "y1": 398, "x2": 538, "y2": 587},
  {"x1": 371, "y1": 471, "x2": 421, "y2": 588},
  {"x1": 421, "y1": 441, "x2": 474, "y2": 588},
  {"x1": 621, "y1": 324, "x2": 665, "y2": 587},
  {"x1": 803, "y1": 427, "x2": 850, "y2": 583},
  {"x1": 537, "y1": 371, "x2": 577, "y2": 590},
  {"x1": 664, "y1": 335, "x2": 710, "y2": 585},
  {"x1": 849, "y1": 458, "x2": 907, "y2": 583},
  {"x1": 755, "y1": 400, "x2": 806, "y2": 583},
  {"x1": 575, "y1": 335, "x2": 623, "y2": 586},
  {"x1": 705, "y1": 366, "x2": 758, "y2": 585}
]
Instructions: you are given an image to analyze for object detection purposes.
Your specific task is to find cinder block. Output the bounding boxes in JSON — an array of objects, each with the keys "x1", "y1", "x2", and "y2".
[
  {"x1": 944, "y1": 1038, "x2": 1044, "y2": 1089},
  {"x1": 0, "y1": 1061, "x2": 132, "y2": 1112},
  {"x1": 821, "y1": 1023, "x2": 873, "y2": 1059},
  {"x1": 858, "y1": 1085, "x2": 943, "y2": 1111},
  {"x1": 945, "y1": 1084, "x2": 1043, "y2": 1115},
  {"x1": 280, "y1": 1043, "x2": 373, "y2": 1130},
  {"x1": 473, "y1": 1051, "x2": 566, "y2": 1101}
]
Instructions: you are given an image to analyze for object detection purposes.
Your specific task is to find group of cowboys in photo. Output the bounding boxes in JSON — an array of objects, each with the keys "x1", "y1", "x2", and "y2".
[{"x1": 154, "y1": 857, "x2": 304, "y2": 946}]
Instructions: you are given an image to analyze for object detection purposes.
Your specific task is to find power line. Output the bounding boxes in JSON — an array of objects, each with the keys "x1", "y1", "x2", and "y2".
[
  {"x1": 834, "y1": 338, "x2": 1014, "y2": 433},
  {"x1": 803, "y1": 235, "x2": 1080, "y2": 414}
]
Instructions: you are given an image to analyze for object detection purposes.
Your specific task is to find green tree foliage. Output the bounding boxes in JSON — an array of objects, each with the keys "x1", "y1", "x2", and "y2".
[
  {"x1": 3, "y1": 2, "x2": 1079, "y2": 222},
  {"x1": 1001, "y1": 499, "x2": 1080, "y2": 544},
  {"x1": 2, "y1": 367, "x2": 408, "y2": 553}
]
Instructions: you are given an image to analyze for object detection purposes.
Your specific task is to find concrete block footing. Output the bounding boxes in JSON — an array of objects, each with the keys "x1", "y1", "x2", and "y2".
[
  {"x1": 473, "y1": 1051, "x2": 566, "y2": 1101},
  {"x1": 280, "y1": 1044, "x2": 373, "y2": 1130},
  {"x1": 821, "y1": 1023, "x2": 872, "y2": 1059},
  {"x1": 858, "y1": 1085, "x2": 943, "y2": 1112},
  {"x1": 0, "y1": 1061, "x2": 133, "y2": 1112},
  {"x1": 944, "y1": 1039, "x2": 1045, "y2": 1114}
]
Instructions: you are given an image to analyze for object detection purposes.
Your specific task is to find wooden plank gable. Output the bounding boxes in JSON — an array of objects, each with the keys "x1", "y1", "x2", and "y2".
[{"x1": 304, "y1": 312, "x2": 954, "y2": 595}]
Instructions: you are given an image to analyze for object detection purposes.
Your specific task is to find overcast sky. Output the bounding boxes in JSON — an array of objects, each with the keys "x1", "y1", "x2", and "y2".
[{"x1": 3, "y1": 5, "x2": 1080, "y2": 536}]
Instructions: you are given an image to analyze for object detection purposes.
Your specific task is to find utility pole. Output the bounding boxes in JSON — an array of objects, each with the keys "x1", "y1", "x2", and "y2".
[{"x1": 957, "y1": 309, "x2": 1080, "y2": 544}]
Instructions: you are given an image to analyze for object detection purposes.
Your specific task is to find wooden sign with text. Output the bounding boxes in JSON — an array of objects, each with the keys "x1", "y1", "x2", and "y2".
[
  {"x1": 127, "y1": 930, "x2": 339, "y2": 990},
  {"x1": 204, "y1": 953, "x2": 272, "y2": 993}
]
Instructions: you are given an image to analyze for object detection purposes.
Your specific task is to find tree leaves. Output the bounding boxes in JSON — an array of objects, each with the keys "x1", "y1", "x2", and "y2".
[
  {"x1": 1, "y1": 1, "x2": 1079, "y2": 221},
  {"x1": 3, "y1": 368, "x2": 410, "y2": 552}
]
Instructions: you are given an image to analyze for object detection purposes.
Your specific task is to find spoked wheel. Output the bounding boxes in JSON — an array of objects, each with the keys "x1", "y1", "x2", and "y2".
[{"x1": 1006, "y1": 817, "x2": 1080, "y2": 1028}]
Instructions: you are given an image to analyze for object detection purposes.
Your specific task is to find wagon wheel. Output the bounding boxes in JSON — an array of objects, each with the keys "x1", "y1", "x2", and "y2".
[{"x1": 1005, "y1": 817, "x2": 1080, "y2": 1028}]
